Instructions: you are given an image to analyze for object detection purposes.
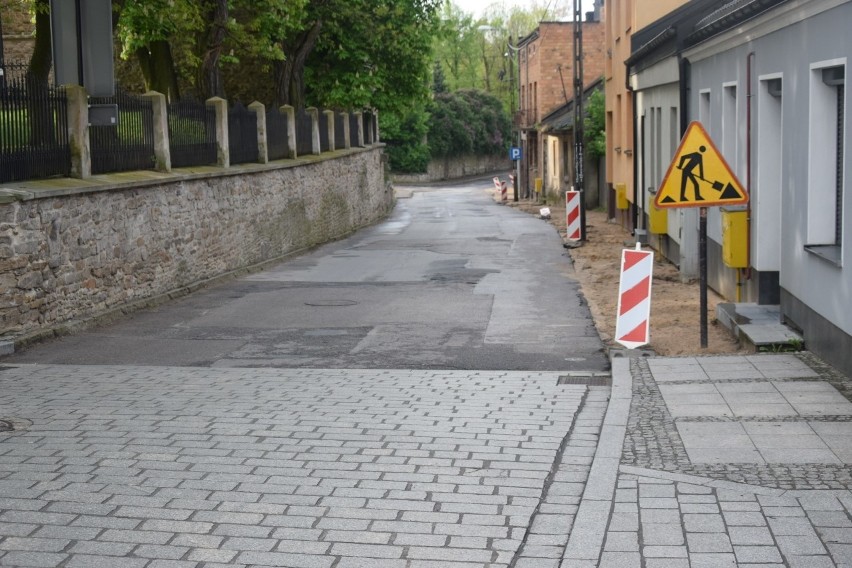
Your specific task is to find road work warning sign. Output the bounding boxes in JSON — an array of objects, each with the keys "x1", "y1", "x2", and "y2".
[{"x1": 654, "y1": 121, "x2": 748, "y2": 208}]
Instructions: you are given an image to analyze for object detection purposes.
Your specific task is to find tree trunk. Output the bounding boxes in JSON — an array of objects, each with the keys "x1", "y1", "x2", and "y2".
[
  {"x1": 136, "y1": 41, "x2": 180, "y2": 101},
  {"x1": 27, "y1": 0, "x2": 54, "y2": 146},
  {"x1": 197, "y1": 0, "x2": 228, "y2": 100},
  {"x1": 274, "y1": 20, "x2": 322, "y2": 109}
]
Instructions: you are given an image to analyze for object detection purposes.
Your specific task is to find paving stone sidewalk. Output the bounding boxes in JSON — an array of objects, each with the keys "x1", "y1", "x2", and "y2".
[
  {"x1": 567, "y1": 352, "x2": 852, "y2": 568},
  {"x1": 0, "y1": 365, "x2": 609, "y2": 567}
]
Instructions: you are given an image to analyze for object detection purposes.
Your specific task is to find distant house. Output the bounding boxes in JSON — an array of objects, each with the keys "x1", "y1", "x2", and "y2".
[
  {"x1": 516, "y1": 6, "x2": 605, "y2": 203},
  {"x1": 0, "y1": 5, "x2": 35, "y2": 66},
  {"x1": 539, "y1": 78, "x2": 605, "y2": 206}
]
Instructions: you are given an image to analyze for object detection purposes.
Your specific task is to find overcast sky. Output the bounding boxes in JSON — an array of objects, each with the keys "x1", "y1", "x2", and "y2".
[{"x1": 452, "y1": 0, "x2": 596, "y2": 19}]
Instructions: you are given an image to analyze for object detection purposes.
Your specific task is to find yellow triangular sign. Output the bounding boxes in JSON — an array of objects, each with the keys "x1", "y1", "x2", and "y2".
[{"x1": 655, "y1": 121, "x2": 748, "y2": 208}]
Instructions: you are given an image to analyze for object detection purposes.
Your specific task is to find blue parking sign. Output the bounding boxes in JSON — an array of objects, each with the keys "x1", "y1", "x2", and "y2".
[{"x1": 510, "y1": 147, "x2": 522, "y2": 161}]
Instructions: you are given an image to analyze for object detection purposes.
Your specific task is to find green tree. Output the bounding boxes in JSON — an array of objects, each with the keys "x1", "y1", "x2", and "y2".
[
  {"x1": 302, "y1": 0, "x2": 442, "y2": 113},
  {"x1": 428, "y1": 89, "x2": 510, "y2": 158},
  {"x1": 584, "y1": 89, "x2": 606, "y2": 159}
]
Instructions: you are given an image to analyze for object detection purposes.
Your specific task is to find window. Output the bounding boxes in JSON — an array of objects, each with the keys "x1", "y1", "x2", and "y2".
[
  {"x1": 807, "y1": 61, "x2": 846, "y2": 264},
  {"x1": 723, "y1": 83, "x2": 738, "y2": 174},
  {"x1": 699, "y1": 90, "x2": 711, "y2": 125},
  {"x1": 755, "y1": 75, "x2": 783, "y2": 271}
]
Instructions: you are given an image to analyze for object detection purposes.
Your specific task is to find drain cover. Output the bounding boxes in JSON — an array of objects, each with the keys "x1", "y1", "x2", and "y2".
[
  {"x1": 557, "y1": 376, "x2": 612, "y2": 386},
  {"x1": 304, "y1": 300, "x2": 358, "y2": 307},
  {"x1": 0, "y1": 420, "x2": 13, "y2": 432}
]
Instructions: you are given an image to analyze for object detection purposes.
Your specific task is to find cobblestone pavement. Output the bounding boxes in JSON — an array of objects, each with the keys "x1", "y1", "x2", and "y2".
[
  {"x1": 565, "y1": 353, "x2": 852, "y2": 568},
  {"x1": 0, "y1": 364, "x2": 609, "y2": 567}
]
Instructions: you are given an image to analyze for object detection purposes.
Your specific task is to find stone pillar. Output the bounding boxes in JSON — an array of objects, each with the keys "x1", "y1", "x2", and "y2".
[
  {"x1": 142, "y1": 91, "x2": 171, "y2": 172},
  {"x1": 249, "y1": 101, "x2": 268, "y2": 164},
  {"x1": 281, "y1": 105, "x2": 297, "y2": 159},
  {"x1": 353, "y1": 111, "x2": 364, "y2": 147},
  {"x1": 341, "y1": 112, "x2": 350, "y2": 150},
  {"x1": 65, "y1": 84, "x2": 91, "y2": 179},
  {"x1": 206, "y1": 96, "x2": 229, "y2": 167},
  {"x1": 323, "y1": 109, "x2": 335, "y2": 152},
  {"x1": 306, "y1": 107, "x2": 320, "y2": 155},
  {"x1": 373, "y1": 109, "x2": 380, "y2": 144}
]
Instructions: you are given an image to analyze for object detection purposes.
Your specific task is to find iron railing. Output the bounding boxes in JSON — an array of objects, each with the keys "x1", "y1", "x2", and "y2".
[
  {"x1": 295, "y1": 108, "x2": 314, "y2": 156},
  {"x1": 318, "y1": 111, "x2": 330, "y2": 153},
  {"x1": 363, "y1": 111, "x2": 375, "y2": 145},
  {"x1": 228, "y1": 102, "x2": 258, "y2": 165},
  {"x1": 0, "y1": 63, "x2": 70, "y2": 183},
  {"x1": 167, "y1": 97, "x2": 217, "y2": 168},
  {"x1": 349, "y1": 114, "x2": 361, "y2": 147},
  {"x1": 266, "y1": 106, "x2": 290, "y2": 161},
  {"x1": 89, "y1": 87, "x2": 155, "y2": 174},
  {"x1": 334, "y1": 112, "x2": 346, "y2": 150}
]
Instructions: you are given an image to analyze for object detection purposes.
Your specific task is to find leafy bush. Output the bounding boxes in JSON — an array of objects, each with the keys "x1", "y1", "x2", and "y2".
[
  {"x1": 427, "y1": 89, "x2": 510, "y2": 158},
  {"x1": 380, "y1": 106, "x2": 431, "y2": 173}
]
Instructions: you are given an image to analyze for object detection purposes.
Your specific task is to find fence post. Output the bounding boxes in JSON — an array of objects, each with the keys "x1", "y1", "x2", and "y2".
[
  {"x1": 306, "y1": 107, "x2": 320, "y2": 155},
  {"x1": 206, "y1": 96, "x2": 229, "y2": 167},
  {"x1": 323, "y1": 109, "x2": 335, "y2": 152},
  {"x1": 249, "y1": 101, "x2": 268, "y2": 164},
  {"x1": 65, "y1": 84, "x2": 91, "y2": 179},
  {"x1": 373, "y1": 109, "x2": 380, "y2": 144},
  {"x1": 341, "y1": 112, "x2": 350, "y2": 150},
  {"x1": 354, "y1": 111, "x2": 364, "y2": 147},
  {"x1": 142, "y1": 91, "x2": 171, "y2": 172},
  {"x1": 281, "y1": 105, "x2": 296, "y2": 159}
]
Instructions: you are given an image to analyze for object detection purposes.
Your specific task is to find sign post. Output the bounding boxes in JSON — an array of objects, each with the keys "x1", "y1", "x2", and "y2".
[{"x1": 654, "y1": 121, "x2": 748, "y2": 348}]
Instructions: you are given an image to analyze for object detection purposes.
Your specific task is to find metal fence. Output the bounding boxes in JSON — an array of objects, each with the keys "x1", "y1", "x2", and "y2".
[
  {"x1": 89, "y1": 87, "x2": 155, "y2": 174},
  {"x1": 0, "y1": 63, "x2": 70, "y2": 183},
  {"x1": 228, "y1": 102, "x2": 258, "y2": 165},
  {"x1": 295, "y1": 108, "x2": 314, "y2": 156},
  {"x1": 167, "y1": 97, "x2": 217, "y2": 168},
  {"x1": 266, "y1": 106, "x2": 290, "y2": 161},
  {"x1": 318, "y1": 111, "x2": 330, "y2": 153},
  {"x1": 363, "y1": 111, "x2": 375, "y2": 145},
  {"x1": 334, "y1": 112, "x2": 347, "y2": 150},
  {"x1": 349, "y1": 114, "x2": 361, "y2": 148}
]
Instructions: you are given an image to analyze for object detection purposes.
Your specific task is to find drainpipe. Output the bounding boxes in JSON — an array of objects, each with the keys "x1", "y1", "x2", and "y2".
[
  {"x1": 746, "y1": 51, "x2": 755, "y2": 290},
  {"x1": 626, "y1": 71, "x2": 640, "y2": 234},
  {"x1": 678, "y1": 55, "x2": 690, "y2": 138}
]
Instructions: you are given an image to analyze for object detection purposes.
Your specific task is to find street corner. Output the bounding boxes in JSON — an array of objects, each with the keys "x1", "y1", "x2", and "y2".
[{"x1": 572, "y1": 350, "x2": 852, "y2": 568}]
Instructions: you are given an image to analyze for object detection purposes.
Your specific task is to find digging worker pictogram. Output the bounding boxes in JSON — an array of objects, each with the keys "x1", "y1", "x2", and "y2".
[{"x1": 677, "y1": 145, "x2": 706, "y2": 202}]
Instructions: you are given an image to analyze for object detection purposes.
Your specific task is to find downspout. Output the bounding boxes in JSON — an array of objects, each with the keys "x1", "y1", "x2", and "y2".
[
  {"x1": 679, "y1": 55, "x2": 690, "y2": 139},
  {"x1": 746, "y1": 51, "x2": 755, "y2": 293},
  {"x1": 627, "y1": 71, "x2": 640, "y2": 233}
]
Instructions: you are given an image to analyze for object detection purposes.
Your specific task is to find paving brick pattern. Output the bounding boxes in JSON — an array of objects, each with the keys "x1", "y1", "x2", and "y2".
[
  {"x1": 0, "y1": 365, "x2": 595, "y2": 567},
  {"x1": 624, "y1": 354, "x2": 852, "y2": 489},
  {"x1": 609, "y1": 353, "x2": 852, "y2": 568}
]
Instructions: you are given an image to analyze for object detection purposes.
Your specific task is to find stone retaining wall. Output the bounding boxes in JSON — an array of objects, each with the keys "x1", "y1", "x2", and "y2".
[
  {"x1": 0, "y1": 148, "x2": 391, "y2": 342},
  {"x1": 393, "y1": 154, "x2": 511, "y2": 183}
]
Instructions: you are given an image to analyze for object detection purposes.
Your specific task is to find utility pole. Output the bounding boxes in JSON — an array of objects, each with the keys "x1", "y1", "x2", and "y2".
[
  {"x1": 509, "y1": 34, "x2": 519, "y2": 202},
  {"x1": 573, "y1": 0, "x2": 586, "y2": 240}
]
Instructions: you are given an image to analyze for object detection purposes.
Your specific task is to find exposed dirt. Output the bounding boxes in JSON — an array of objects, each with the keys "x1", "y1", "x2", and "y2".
[{"x1": 503, "y1": 194, "x2": 745, "y2": 356}]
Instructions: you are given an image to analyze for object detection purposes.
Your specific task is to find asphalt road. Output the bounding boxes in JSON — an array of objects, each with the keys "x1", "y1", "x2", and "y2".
[{"x1": 6, "y1": 177, "x2": 607, "y2": 372}]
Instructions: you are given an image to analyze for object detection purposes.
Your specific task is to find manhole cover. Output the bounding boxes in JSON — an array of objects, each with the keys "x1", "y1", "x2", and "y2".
[
  {"x1": 304, "y1": 300, "x2": 358, "y2": 307},
  {"x1": 0, "y1": 420, "x2": 14, "y2": 432}
]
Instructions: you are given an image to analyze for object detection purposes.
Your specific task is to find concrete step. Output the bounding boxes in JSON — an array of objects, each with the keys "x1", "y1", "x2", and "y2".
[{"x1": 716, "y1": 302, "x2": 804, "y2": 352}]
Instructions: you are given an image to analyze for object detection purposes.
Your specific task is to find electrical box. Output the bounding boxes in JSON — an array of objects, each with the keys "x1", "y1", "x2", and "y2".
[
  {"x1": 721, "y1": 208, "x2": 748, "y2": 268},
  {"x1": 615, "y1": 183, "x2": 628, "y2": 210},
  {"x1": 648, "y1": 202, "x2": 668, "y2": 234},
  {"x1": 535, "y1": 177, "x2": 543, "y2": 195}
]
